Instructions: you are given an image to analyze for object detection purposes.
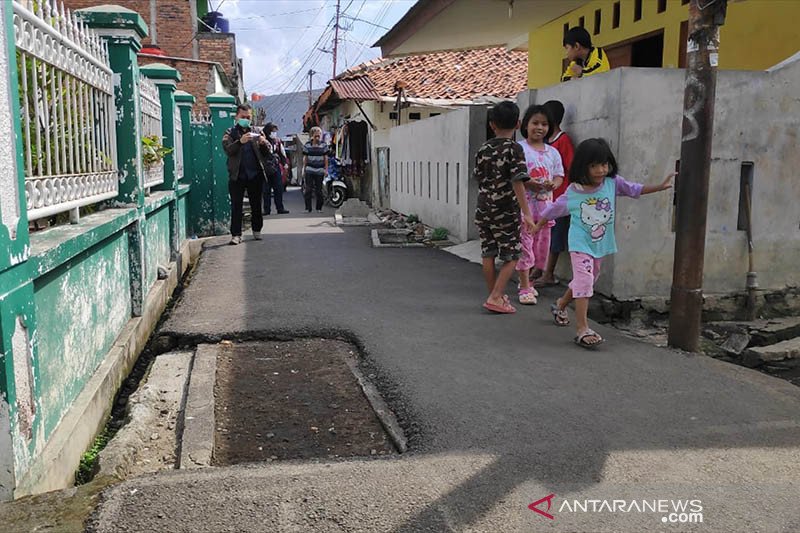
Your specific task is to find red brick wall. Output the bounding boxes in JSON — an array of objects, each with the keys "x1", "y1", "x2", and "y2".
[
  {"x1": 63, "y1": 0, "x2": 194, "y2": 58},
  {"x1": 197, "y1": 34, "x2": 236, "y2": 83},
  {"x1": 138, "y1": 55, "x2": 215, "y2": 112}
]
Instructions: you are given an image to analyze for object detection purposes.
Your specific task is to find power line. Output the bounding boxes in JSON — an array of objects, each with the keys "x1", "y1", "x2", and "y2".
[
  {"x1": 341, "y1": 15, "x2": 389, "y2": 31},
  {"x1": 234, "y1": 26, "x2": 330, "y2": 31},
  {"x1": 347, "y1": 0, "x2": 392, "y2": 69},
  {"x1": 247, "y1": 16, "x2": 334, "y2": 95},
  {"x1": 245, "y1": 3, "x2": 331, "y2": 95},
  {"x1": 227, "y1": 8, "x2": 321, "y2": 19}
]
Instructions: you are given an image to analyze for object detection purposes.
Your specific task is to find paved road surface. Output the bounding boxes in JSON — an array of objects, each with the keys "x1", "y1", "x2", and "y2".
[{"x1": 89, "y1": 190, "x2": 800, "y2": 532}]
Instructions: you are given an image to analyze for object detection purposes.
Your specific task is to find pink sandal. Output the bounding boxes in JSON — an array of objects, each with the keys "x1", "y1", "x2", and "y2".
[
  {"x1": 518, "y1": 288, "x2": 538, "y2": 305},
  {"x1": 483, "y1": 300, "x2": 517, "y2": 314}
]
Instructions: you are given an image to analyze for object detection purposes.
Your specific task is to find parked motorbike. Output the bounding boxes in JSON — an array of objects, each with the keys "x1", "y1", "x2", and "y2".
[
  {"x1": 323, "y1": 175, "x2": 348, "y2": 208},
  {"x1": 324, "y1": 156, "x2": 349, "y2": 208}
]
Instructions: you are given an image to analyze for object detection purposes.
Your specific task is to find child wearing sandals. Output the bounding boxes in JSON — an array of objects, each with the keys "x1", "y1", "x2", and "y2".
[
  {"x1": 532, "y1": 138, "x2": 674, "y2": 348},
  {"x1": 516, "y1": 105, "x2": 565, "y2": 305},
  {"x1": 474, "y1": 101, "x2": 536, "y2": 314}
]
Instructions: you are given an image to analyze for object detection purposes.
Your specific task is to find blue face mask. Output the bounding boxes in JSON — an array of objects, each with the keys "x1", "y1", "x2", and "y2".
[{"x1": 237, "y1": 118, "x2": 251, "y2": 128}]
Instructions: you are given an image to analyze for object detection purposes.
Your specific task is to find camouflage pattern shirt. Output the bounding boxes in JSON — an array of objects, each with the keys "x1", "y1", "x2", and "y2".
[{"x1": 473, "y1": 137, "x2": 529, "y2": 224}]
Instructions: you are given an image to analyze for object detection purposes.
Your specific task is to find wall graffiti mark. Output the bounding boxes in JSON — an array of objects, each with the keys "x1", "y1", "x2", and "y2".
[{"x1": 682, "y1": 73, "x2": 706, "y2": 143}]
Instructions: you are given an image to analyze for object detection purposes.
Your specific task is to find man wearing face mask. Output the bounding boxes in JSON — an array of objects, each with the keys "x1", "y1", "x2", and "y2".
[
  {"x1": 222, "y1": 104, "x2": 272, "y2": 245},
  {"x1": 262, "y1": 122, "x2": 289, "y2": 215}
]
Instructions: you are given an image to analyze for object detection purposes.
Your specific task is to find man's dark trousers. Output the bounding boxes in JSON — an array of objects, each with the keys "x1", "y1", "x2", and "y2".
[
  {"x1": 263, "y1": 172, "x2": 285, "y2": 214},
  {"x1": 229, "y1": 177, "x2": 264, "y2": 236},
  {"x1": 304, "y1": 173, "x2": 324, "y2": 211}
]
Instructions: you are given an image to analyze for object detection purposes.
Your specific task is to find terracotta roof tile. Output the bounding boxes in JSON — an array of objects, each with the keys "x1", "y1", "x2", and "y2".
[{"x1": 338, "y1": 47, "x2": 528, "y2": 101}]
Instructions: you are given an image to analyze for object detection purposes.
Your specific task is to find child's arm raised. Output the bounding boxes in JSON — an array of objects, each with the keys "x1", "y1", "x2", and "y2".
[
  {"x1": 614, "y1": 173, "x2": 675, "y2": 198},
  {"x1": 641, "y1": 173, "x2": 675, "y2": 195}
]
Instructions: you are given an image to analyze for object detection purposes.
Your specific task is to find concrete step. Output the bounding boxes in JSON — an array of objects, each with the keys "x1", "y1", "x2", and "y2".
[
  {"x1": 749, "y1": 316, "x2": 800, "y2": 346},
  {"x1": 743, "y1": 337, "x2": 800, "y2": 367}
]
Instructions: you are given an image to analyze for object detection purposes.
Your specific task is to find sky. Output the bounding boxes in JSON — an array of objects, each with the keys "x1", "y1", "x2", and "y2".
[{"x1": 216, "y1": 0, "x2": 416, "y2": 97}]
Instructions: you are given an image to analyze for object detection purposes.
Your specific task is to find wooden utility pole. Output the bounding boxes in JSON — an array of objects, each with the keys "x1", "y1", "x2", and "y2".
[
  {"x1": 668, "y1": 0, "x2": 728, "y2": 352},
  {"x1": 332, "y1": 0, "x2": 341, "y2": 79}
]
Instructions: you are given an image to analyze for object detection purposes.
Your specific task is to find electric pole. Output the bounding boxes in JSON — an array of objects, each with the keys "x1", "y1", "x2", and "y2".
[
  {"x1": 332, "y1": 0, "x2": 341, "y2": 79},
  {"x1": 307, "y1": 69, "x2": 316, "y2": 107},
  {"x1": 668, "y1": 0, "x2": 728, "y2": 352}
]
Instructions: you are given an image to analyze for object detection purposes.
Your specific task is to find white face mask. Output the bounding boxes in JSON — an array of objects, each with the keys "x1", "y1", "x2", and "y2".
[{"x1": 269, "y1": 132, "x2": 278, "y2": 139}]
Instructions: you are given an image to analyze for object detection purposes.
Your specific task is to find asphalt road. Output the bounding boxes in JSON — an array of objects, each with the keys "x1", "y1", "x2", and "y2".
[{"x1": 89, "y1": 189, "x2": 800, "y2": 532}]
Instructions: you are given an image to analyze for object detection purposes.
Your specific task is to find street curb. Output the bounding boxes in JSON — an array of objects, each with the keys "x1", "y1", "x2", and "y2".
[
  {"x1": 335, "y1": 213, "x2": 370, "y2": 226},
  {"x1": 343, "y1": 354, "x2": 408, "y2": 454},
  {"x1": 97, "y1": 351, "x2": 192, "y2": 479},
  {"x1": 179, "y1": 344, "x2": 218, "y2": 469}
]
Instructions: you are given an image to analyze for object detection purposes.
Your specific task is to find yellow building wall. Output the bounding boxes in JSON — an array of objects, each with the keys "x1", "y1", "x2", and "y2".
[{"x1": 528, "y1": 0, "x2": 800, "y2": 88}]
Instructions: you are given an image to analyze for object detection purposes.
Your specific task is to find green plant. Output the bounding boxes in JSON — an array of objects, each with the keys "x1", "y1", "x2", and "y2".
[
  {"x1": 431, "y1": 227, "x2": 449, "y2": 241},
  {"x1": 406, "y1": 213, "x2": 420, "y2": 224},
  {"x1": 142, "y1": 135, "x2": 172, "y2": 169},
  {"x1": 75, "y1": 428, "x2": 112, "y2": 485}
]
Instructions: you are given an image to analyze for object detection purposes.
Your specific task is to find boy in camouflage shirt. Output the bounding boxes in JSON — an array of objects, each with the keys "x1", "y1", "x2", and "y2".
[{"x1": 474, "y1": 101, "x2": 535, "y2": 314}]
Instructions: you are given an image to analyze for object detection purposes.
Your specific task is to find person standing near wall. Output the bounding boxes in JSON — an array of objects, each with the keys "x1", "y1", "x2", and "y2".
[
  {"x1": 538, "y1": 100, "x2": 575, "y2": 287},
  {"x1": 561, "y1": 27, "x2": 610, "y2": 82},
  {"x1": 303, "y1": 126, "x2": 328, "y2": 213},
  {"x1": 262, "y1": 122, "x2": 290, "y2": 215},
  {"x1": 222, "y1": 104, "x2": 271, "y2": 244}
]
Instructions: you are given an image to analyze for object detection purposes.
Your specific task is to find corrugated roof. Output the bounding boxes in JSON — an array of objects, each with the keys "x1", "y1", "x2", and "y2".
[{"x1": 329, "y1": 76, "x2": 381, "y2": 100}]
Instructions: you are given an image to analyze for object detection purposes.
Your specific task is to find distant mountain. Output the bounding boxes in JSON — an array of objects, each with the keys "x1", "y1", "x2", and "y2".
[{"x1": 252, "y1": 89, "x2": 324, "y2": 135}]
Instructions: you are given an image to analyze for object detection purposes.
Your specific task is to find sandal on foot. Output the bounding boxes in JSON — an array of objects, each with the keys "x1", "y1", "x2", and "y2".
[
  {"x1": 575, "y1": 329, "x2": 604, "y2": 349},
  {"x1": 518, "y1": 288, "x2": 538, "y2": 305},
  {"x1": 550, "y1": 303, "x2": 570, "y2": 326},
  {"x1": 483, "y1": 300, "x2": 517, "y2": 314}
]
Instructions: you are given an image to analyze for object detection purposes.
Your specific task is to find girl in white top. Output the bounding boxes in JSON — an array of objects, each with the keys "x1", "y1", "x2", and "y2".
[{"x1": 516, "y1": 105, "x2": 565, "y2": 305}]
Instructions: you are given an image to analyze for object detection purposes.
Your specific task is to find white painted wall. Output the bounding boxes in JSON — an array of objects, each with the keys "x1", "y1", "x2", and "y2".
[
  {"x1": 384, "y1": 107, "x2": 480, "y2": 241},
  {"x1": 527, "y1": 60, "x2": 800, "y2": 299}
]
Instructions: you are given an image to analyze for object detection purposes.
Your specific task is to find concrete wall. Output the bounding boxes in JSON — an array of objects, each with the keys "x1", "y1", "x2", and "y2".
[
  {"x1": 382, "y1": 106, "x2": 488, "y2": 242},
  {"x1": 33, "y1": 232, "x2": 132, "y2": 440},
  {"x1": 319, "y1": 100, "x2": 458, "y2": 206},
  {"x1": 527, "y1": 59, "x2": 800, "y2": 299},
  {"x1": 144, "y1": 205, "x2": 172, "y2": 289}
]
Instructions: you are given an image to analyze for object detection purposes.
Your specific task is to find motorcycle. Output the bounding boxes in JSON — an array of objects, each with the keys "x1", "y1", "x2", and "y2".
[
  {"x1": 323, "y1": 156, "x2": 349, "y2": 208},
  {"x1": 323, "y1": 175, "x2": 348, "y2": 208}
]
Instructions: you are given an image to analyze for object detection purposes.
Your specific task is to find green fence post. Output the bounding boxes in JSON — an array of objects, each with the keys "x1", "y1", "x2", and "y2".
[
  {"x1": 0, "y1": 0, "x2": 41, "y2": 500},
  {"x1": 189, "y1": 119, "x2": 213, "y2": 237},
  {"x1": 175, "y1": 91, "x2": 195, "y2": 242},
  {"x1": 207, "y1": 93, "x2": 237, "y2": 235},
  {"x1": 140, "y1": 63, "x2": 181, "y2": 259},
  {"x1": 76, "y1": 6, "x2": 148, "y2": 316}
]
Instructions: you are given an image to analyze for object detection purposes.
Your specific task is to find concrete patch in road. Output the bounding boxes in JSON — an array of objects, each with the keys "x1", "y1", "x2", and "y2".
[{"x1": 371, "y1": 229, "x2": 425, "y2": 248}]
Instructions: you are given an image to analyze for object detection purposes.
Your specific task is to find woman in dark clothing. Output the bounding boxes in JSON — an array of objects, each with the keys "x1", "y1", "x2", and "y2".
[{"x1": 262, "y1": 122, "x2": 289, "y2": 215}]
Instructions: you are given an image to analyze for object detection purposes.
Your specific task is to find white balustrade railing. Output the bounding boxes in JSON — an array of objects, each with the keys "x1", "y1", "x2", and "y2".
[
  {"x1": 174, "y1": 105, "x2": 183, "y2": 180},
  {"x1": 139, "y1": 74, "x2": 163, "y2": 190},
  {"x1": 190, "y1": 111, "x2": 211, "y2": 125},
  {"x1": 13, "y1": 0, "x2": 117, "y2": 222}
]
